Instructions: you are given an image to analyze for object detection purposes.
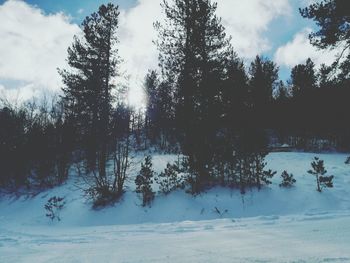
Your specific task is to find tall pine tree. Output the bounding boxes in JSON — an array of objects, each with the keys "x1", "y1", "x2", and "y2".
[
  {"x1": 59, "y1": 3, "x2": 120, "y2": 185},
  {"x1": 290, "y1": 58, "x2": 316, "y2": 97},
  {"x1": 249, "y1": 55, "x2": 279, "y2": 109},
  {"x1": 155, "y1": 0, "x2": 233, "y2": 193}
]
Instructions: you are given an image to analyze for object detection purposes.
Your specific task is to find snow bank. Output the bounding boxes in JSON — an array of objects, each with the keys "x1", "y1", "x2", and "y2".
[{"x1": 0, "y1": 152, "x2": 349, "y2": 262}]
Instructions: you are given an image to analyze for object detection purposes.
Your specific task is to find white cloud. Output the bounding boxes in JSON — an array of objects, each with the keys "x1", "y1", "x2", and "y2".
[
  {"x1": 118, "y1": 0, "x2": 292, "y2": 76},
  {"x1": 216, "y1": 0, "x2": 291, "y2": 58},
  {"x1": 0, "y1": 0, "x2": 80, "y2": 102},
  {"x1": 298, "y1": 0, "x2": 318, "y2": 6},
  {"x1": 117, "y1": 0, "x2": 163, "y2": 106},
  {"x1": 274, "y1": 27, "x2": 338, "y2": 68}
]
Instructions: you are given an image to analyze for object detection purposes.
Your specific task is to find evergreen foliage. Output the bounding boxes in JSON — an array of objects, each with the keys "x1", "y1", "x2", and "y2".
[
  {"x1": 0, "y1": 100, "x2": 73, "y2": 188},
  {"x1": 156, "y1": 162, "x2": 185, "y2": 195},
  {"x1": 249, "y1": 55, "x2": 279, "y2": 108},
  {"x1": 300, "y1": 0, "x2": 349, "y2": 49},
  {"x1": 59, "y1": 3, "x2": 120, "y2": 176},
  {"x1": 155, "y1": 0, "x2": 233, "y2": 193},
  {"x1": 135, "y1": 156, "x2": 155, "y2": 206},
  {"x1": 44, "y1": 196, "x2": 65, "y2": 221},
  {"x1": 59, "y1": 4, "x2": 125, "y2": 205},
  {"x1": 308, "y1": 157, "x2": 334, "y2": 192},
  {"x1": 345, "y1": 157, "x2": 350, "y2": 164},
  {"x1": 290, "y1": 58, "x2": 316, "y2": 97},
  {"x1": 300, "y1": 0, "x2": 350, "y2": 79},
  {"x1": 279, "y1": 171, "x2": 296, "y2": 187}
]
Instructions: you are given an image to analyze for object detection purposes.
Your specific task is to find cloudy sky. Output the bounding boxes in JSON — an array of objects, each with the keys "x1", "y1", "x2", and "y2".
[{"x1": 0, "y1": 0, "x2": 337, "y2": 106}]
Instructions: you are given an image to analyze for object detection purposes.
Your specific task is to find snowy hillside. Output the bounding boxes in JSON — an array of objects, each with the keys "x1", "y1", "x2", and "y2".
[{"x1": 1, "y1": 152, "x2": 350, "y2": 262}]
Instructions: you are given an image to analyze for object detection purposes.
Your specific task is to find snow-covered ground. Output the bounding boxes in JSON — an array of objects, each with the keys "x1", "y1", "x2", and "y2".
[{"x1": 0, "y1": 152, "x2": 350, "y2": 262}]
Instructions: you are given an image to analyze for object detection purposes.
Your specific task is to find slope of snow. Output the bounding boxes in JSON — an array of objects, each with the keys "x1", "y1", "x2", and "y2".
[{"x1": 0, "y1": 152, "x2": 349, "y2": 262}]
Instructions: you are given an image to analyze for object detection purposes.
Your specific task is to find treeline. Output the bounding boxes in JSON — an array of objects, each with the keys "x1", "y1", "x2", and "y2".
[
  {"x1": 0, "y1": 4, "x2": 146, "y2": 204},
  {"x1": 0, "y1": 97, "x2": 145, "y2": 191},
  {"x1": 143, "y1": 0, "x2": 350, "y2": 194},
  {"x1": 270, "y1": 59, "x2": 350, "y2": 150},
  {"x1": 0, "y1": 99, "x2": 72, "y2": 188},
  {"x1": 0, "y1": 0, "x2": 349, "y2": 204},
  {"x1": 145, "y1": 57, "x2": 350, "y2": 151}
]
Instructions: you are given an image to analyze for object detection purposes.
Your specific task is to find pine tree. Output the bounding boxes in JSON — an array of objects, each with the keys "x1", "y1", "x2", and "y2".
[
  {"x1": 290, "y1": 58, "x2": 316, "y2": 97},
  {"x1": 253, "y1": 153, "x2": 276, "y2": 189},
  {"x1": 249, "y1": 55, "x2": 279, "y2": 108},
  {"x1": 275, "y1": 80, "x2": 289, "y2": 102},
  {"x1": 235, "y1": 129, "x2": 272, "y2": 191},
  {"x1": 317, "y1": 64, "x2": 333, "y2": 89},
  {"x1": 135, "y1": 156, "x2": 155, "y2": 207},
  {"x1": 221, "y1": 52, "x2": 248, "y2": 124},
  {"x1": 156, "y1": 162, "x2": 185, "y2": 195},
  {"x1": 345, "y1": 156, "x2": 350, "y2": 164},
  {"x1": 144, "y1": 70, "x2": 160, "y2": 143},
  {"x1": 300, "y1": 0, "x2": 349, "y2": 55},
  {"x1": 308, "y1": 157, "x2": 334, "y2": 192},
  {"x1": 59, "y1": 4, "x2": 120, "y2": 182},
  {"x1": 44, "y1": 196, "x2": 65, "y2": 222},
  {"x1": 157, "y1": 80, "x2": 176, "y2": 150},
  {"x1": 300, "y1": 0, "x2": 349, "y2": 85},
  {"x1": 143, "y1": 70, "x2": 175, "y2": 149},
  {"x1": 155, "y1": 0, "x2": 233, "y2": 193},
  {"x1": 279, "y1": 170, "x2": 296, "y2": 187}
]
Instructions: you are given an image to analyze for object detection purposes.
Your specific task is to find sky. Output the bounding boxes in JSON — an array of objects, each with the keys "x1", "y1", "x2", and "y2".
[{"x1": 0, "y1": 0, "x2": 339, "y2": 106}]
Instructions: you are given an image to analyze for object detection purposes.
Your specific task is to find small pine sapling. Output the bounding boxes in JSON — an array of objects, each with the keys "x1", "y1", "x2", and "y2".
[
  {"x1": 345, "y1": 157, "x2": 350, "y2": 164},
  {"x1": 254, "y1": 156, "x2": 277, "y2": 190},
  {"x1": 308, "y1": 157, "x2": 334, "y2": 192},
  {"x1": 260, "y1": 169, "x2": 277, "y2": 186},
  {"x1": 135, "y1": 156, "x2": 155, "y2": 207},
  {"x1": 279, "y1": 170, "x2": 296, "y2": 187},
  {"x1": 253, "y1": 154, "x2": 277, "y2": 189},
  {"x1": 44, "y1": 196, "x2": 65, "y2": 221},
  {"x1": 213, "y1": 207, "x2": 228, "y2": 217},
  {"x1": 156, "y1": 162, "x2": 185, "y2": 195}
]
